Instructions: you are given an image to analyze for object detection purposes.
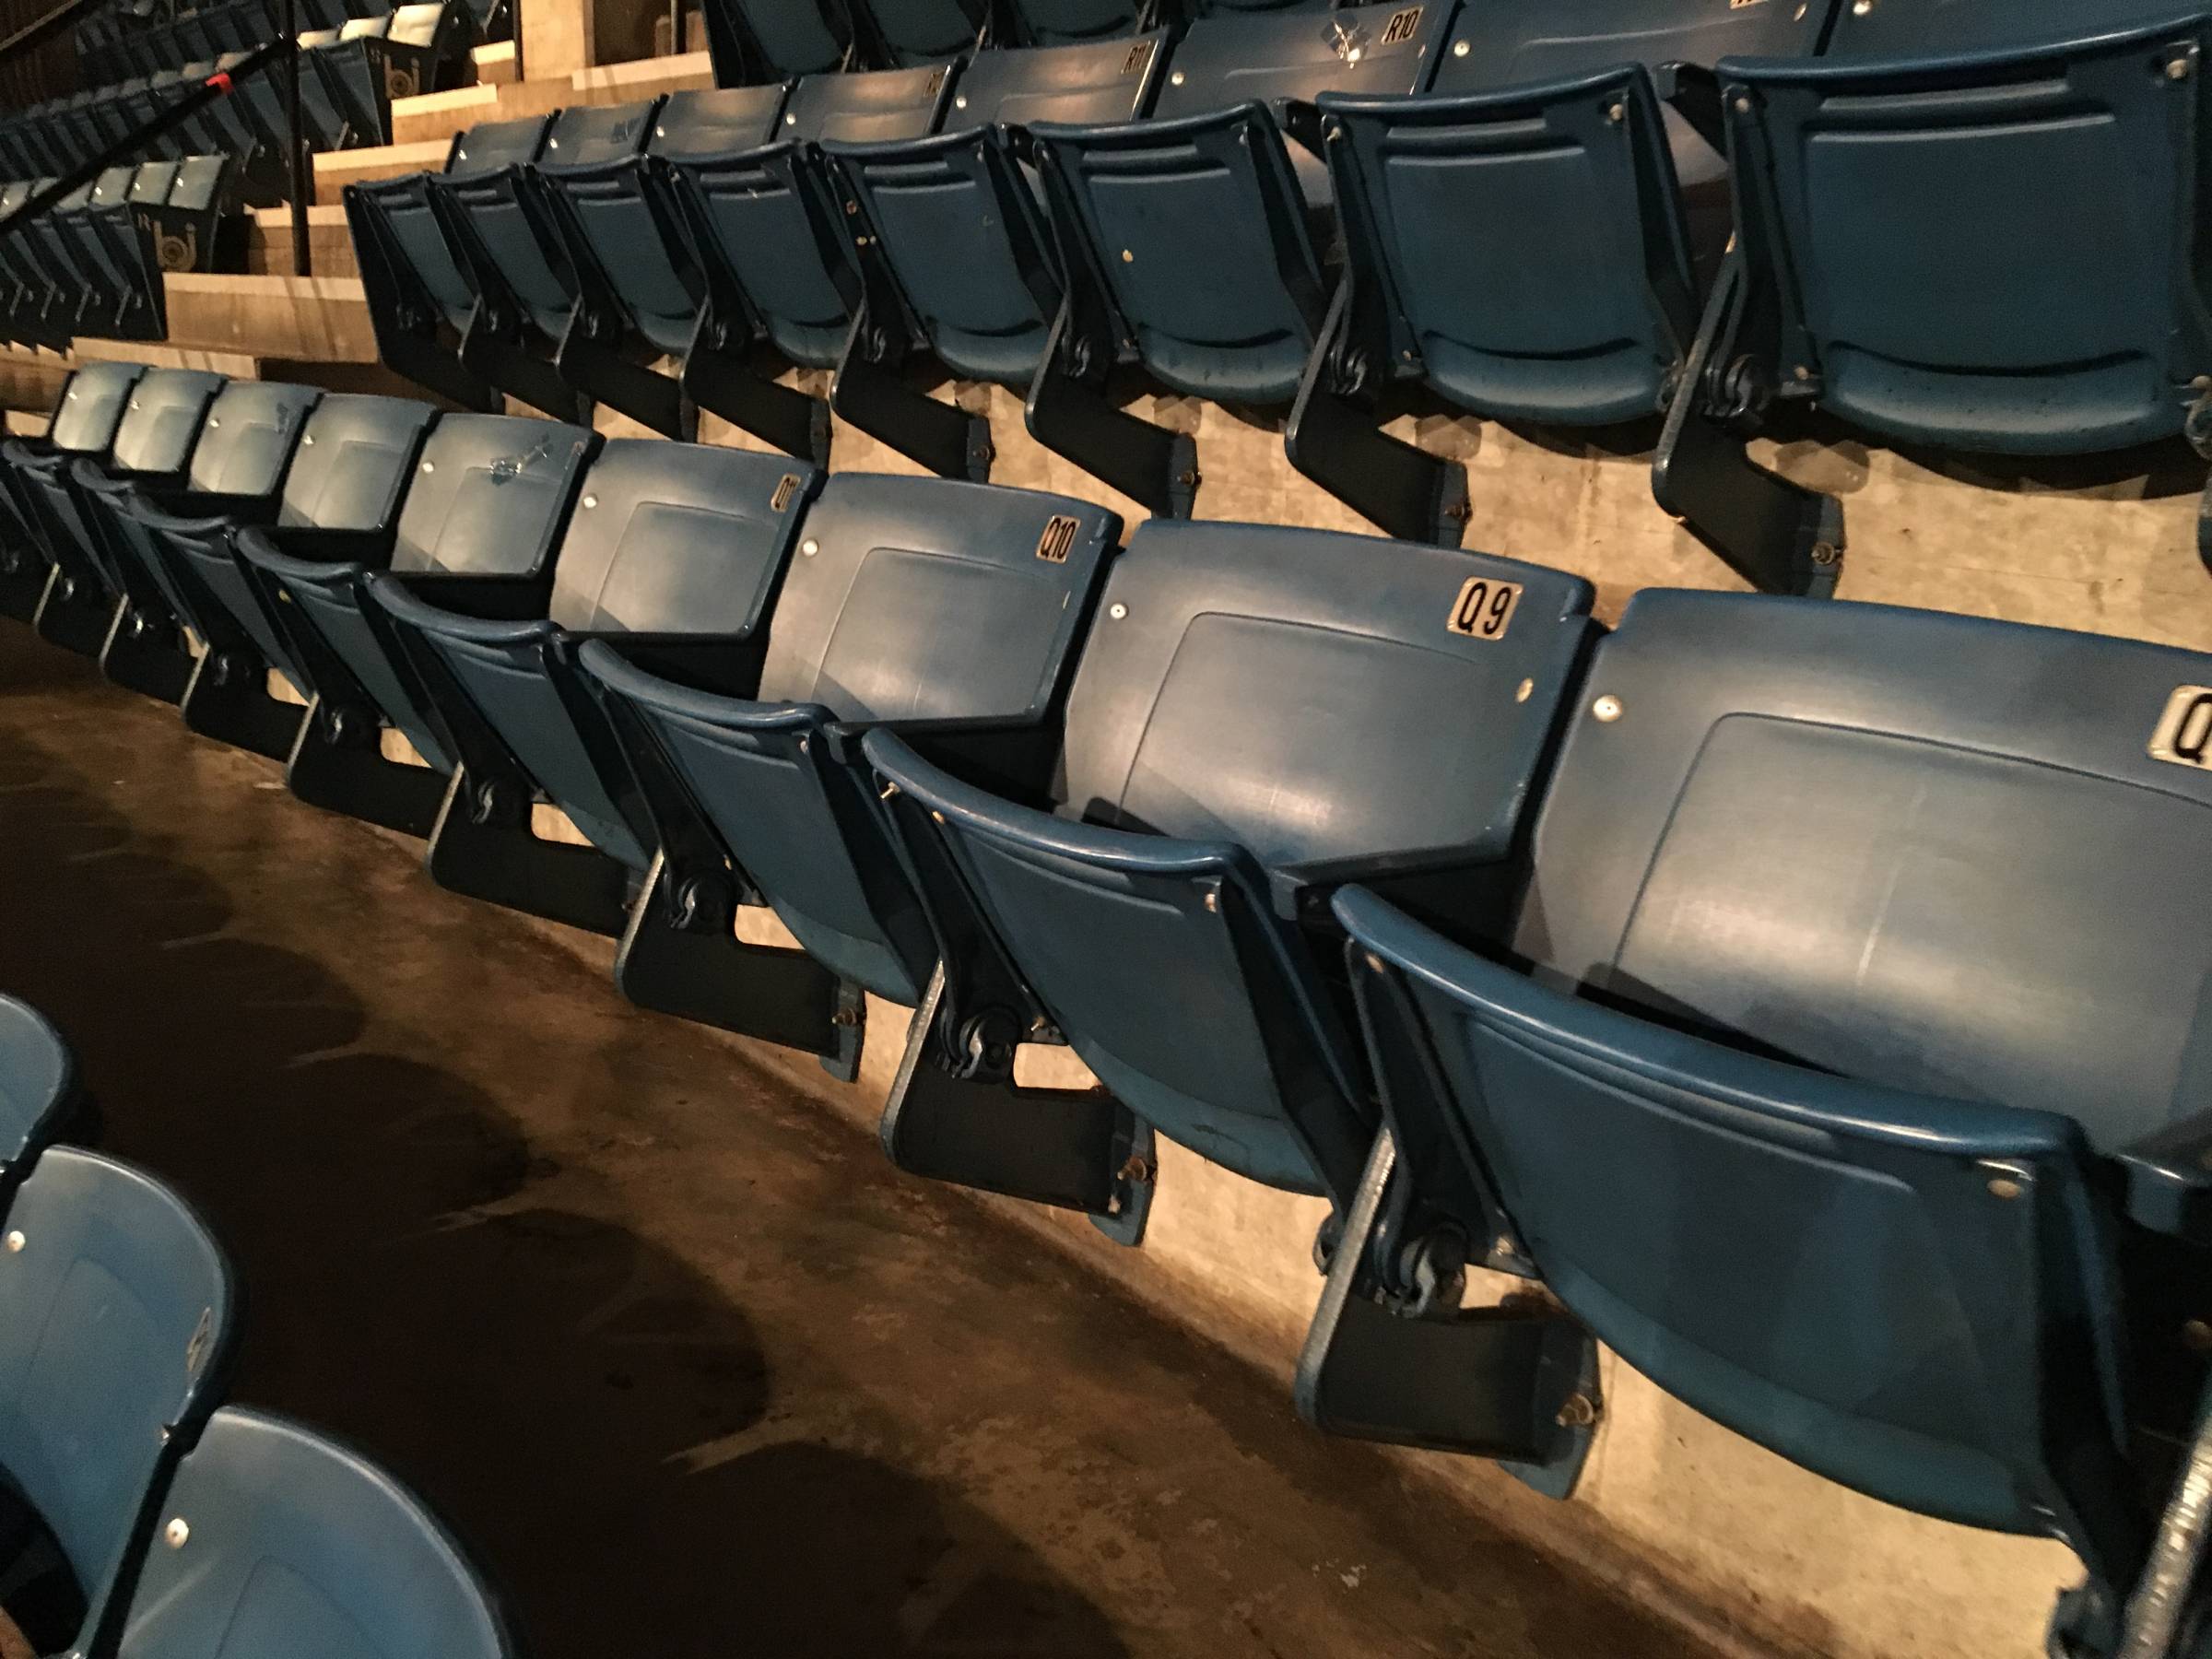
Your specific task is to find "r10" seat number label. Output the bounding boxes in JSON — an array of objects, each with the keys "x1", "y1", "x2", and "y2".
[{"x1": 1447, "y1": 576, "x2": 1522, "y2": 641}]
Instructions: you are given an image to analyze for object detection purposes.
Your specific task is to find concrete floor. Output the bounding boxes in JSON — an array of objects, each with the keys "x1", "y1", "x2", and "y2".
[{"x1": 0, "y1": 634, "x2": 1716, "y2": 1659}]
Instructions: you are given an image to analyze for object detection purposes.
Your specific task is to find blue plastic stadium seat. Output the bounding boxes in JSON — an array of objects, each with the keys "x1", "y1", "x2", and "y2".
[
  {"x1": 699, "y1": 0, "x2": 853, "y2": 84},
  {"x1": 0, "y1": 360, "x2": 153, "y2": 638},
  {"x1": 0, "y1": 996, "x2": 71, "y2": 1206},
  {"x1": 823, "y1": 33, "x2": 1168, "y2": 388},
  {"x1": 1022, "y1": 5, "x2": 1453, "y2": 515},
  {"x1": 531, "y1": 83, "x2": 789, "y2": 379},
  {"x1": 103, "y1": 380, "x2": 328, "y2": 757},
  {"x1": 115, "y1": 1407, "x2": 516, "y2": 1659},
  {"x1": 142, "y1": 393, "x2": 435, "y2": 771},
  {"x1": 1655, "y1": 1, "x2": 2212, "y2": 592},
  {"x1": 1007, "y1": 0, "x2": 1147, "y2": 45},
  {"x1": 234, "y1": 412, "x2": 594, "y2": 835},
  {"x1": 1324, "y1": 592, "x2": 2212, "y2": 1647},
  {"x1": 26, "y1": 368, "x2": 226, "y2": 691},
  {"x1": 579, "y1": 474, "x2": 1119, "y2": 1077},
  {"x1": 864, "y1": 519, "x2": 1594, "y2": 1246},
  {"x1": 345, "y1": 116, "x2": 559, "y2": 415},
  {"x1": 416, "y1": 101, "x2": 665, "y2": 427},
  {"x1": 0, "y1": 1148, "x2": 235, "y2": 1659},
  {"x1": 1285, "y1": 0, "x2": 1840, "y2": 545},
  {"x1": 366, "y1": 441, "x2": 816, "y2": 871},
  {"x1": 854, "y1": 0, "x2": 984, "y2": 66},
  {"x1": 662, "y1": 61, "x2": 962, "y2": 469}
]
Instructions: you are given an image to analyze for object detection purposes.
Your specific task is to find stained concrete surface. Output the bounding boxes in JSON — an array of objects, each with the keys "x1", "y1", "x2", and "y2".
[{"x1": 0, "y1": 635, "x2": 1717, "y2": 1659}]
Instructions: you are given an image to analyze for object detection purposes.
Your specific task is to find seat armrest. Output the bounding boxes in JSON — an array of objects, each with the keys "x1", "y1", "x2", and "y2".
[
  {"x1": 2119, "y1": 1115, "x2": 2212, "y2": 1244},
  {"x1": 1653, "y1": 61, "x2": 1724, "y2": 151}
]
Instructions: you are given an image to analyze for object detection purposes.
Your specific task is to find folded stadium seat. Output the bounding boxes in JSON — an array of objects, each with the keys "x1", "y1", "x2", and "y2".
[
  {"x1": 347, "y1": 113, "x2": 561, "y2": 413},
  {"x1": 524, "y1": 87, "x2": 793, "y2": 442},
  {"x1": 698, "y1": 0, "x2": 853, "y2": 85},
  {"x1": 21, "y1": 366, "x2": 226, "y2": 692},
  {"x1": 1005, "y1": 0, "x2": 1153, "y2": 47},
  {"x1": 576, "y1": 474, "x2": 1119, "y2": 1083},
  {"x1": 0, "y1": 996, "x2": 74, "y2": 1216},
  {"x1": 1023, "y1": 4, "x2": 1454, "y2": 517},
  {"x1": 0, "y1": 361, "x2": 149, "y2": 625},
  {"x1": 0, "y1": 1147, "x2": 236, "y2": 1659},
  {"x1": 96, "y1": 381, "x2": 326, "y2": 757},
  {"x1": 234, "y1": 412, "x2": 596, "y2": 837},
  {"x1": 57, "y1": 164, "x2": 169, "y2": 342},
  {"x1": 1285, "y1": 0, "x2": 1841, "y2": 563},
  {"x1": 18, "y1": 177, "x2": 114, "y2": 347},
  {"x1": 177, "y1": 57, "x2": 273, "y2": 196},
  {"x1": 656, "y1": 61, "x2": 967, "y2": 468},
  {"x1": 113, "y1": 1406, "x2": 518, "y2": 1659},
  {"x1": 129, "y1": 153, "x2": 245, "y2": 276},
  {"x1": 1324, "y1": 594, "x2": 2212, "y2": 1650},
  {"x1": 863, "y1": 520, "x2": 1597, "y2": 1277},
  {"x1": 851, "y1": 0, "x2": 986, "y2": 67},
  {"x1": 427, "y1": 100, "x2": 663, "y2": 428},
  {"x1": 1657, "y1": 0, "x2": 2212, "y2": 590},
  {"x1": 139, "y1": 393, "x2": 435, "y2": 770},
  {"x1": 364, "y1": 441, "x2": 819, "y2": 940},
  {"x1": 0, "y1": 182, "x2": 62, "y2": 351},
  {"x1": 311, "y1": 2, "x2": 475, "y2": 145},
  {"x1": 820, "y1": 32, "x2": 1168, "y2": 477}
]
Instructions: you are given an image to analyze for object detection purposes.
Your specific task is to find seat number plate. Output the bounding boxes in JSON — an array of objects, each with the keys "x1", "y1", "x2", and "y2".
[
  {"x1": 2150, "y1": 684, "x2": 2212, "y2": 771},
  {"x1": 1447, "y1": 576, "x2": 1522, "y2": 641},
  {"x1": 1381, "y1": 6, "x2": 1423, "y2": 43},
  {"x1": 1036, "y1": 515, "x2": 1080, "y2": 563}
]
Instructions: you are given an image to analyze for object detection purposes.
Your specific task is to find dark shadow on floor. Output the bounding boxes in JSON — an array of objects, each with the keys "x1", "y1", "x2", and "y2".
[{"x1": 0, "y1": 724, "x2": 1130, "y2": 1659}]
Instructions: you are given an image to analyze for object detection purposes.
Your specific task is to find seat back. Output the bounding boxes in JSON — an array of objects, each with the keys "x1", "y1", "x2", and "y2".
[
  {"x1": 882, "y1": 522, "x2": 1592, "y2": 1194},
  {"x1": 827, "y1": 33, "x2": 1163, "y2": 383},
  {"x1": 673, "y1": 64, "x2": 954, "y2": 367},
  {"x1": 1519, "y1": 590, "x2": 2212, "y2": 1165},
  {"x1": 1034, "y1": 9, "x2": 1448, "y2": 402},
  {"x1": 1724, "y1": 14, "x2": 2212, "y2": 450},
  {"x1": 702, "y1": 0, "x2": 850, "y2": 81},
  {"x1": 857, "y1": 0, "x2": 982, "y2": 66},
  {"x1": 0, "y1": 1147, "x2": 235, "y2": 1652},
  {"x1": 276, "y1": 394, "x2": 439, "y2": 531},
  {"x1": 107, "y1": 366, "x2": 224, "y2": 476},
  {"x1": 117, "y1": 1407, "x2": 515, "y2": 1659},
  {"x1": 391, "y1": 413, "x2": 596, "y2": 576},
  {"x1": 49, "y1": 359, "x2": 148, "y2": 453},
  {"x1": 1439, "y1": 0, "x2": 1835, "y2": 88},
  {"x1": 594, "y1": 475, "x2": 1119, "y2": 1001},
  {"x1": 756, "y1": 473, "x2": 1111, "y2": 719},
  {"x1": 185, "y1": 380, "x2": 324, "y2": 496},
  {"x1": 1007, "y1": 0, "x2": 1146, "y2": 46},
  {"x1": 393, "y1": 442, "x2": 820, "y2": 869},
  {"x1": 1322, "y1": 65, "x2": 1699, "y2": 423},
  {"x1": 0, "y1": 994, "x2": 70, "y2": 1175},
  {"x1": 652, "y1": 84, "x2": 793, "y2": 161}
]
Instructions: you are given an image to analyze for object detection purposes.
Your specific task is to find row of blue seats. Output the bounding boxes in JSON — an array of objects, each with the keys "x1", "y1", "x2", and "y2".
[
  {"x1": 0, "y1": 156, "x2": 241, "y2": 349},
  {"x1": 702, "y1": 0, "x2": 1330, "y2": 83},
  {"x1": 76, "y1": 0, "x2": 505, "y2": 90},
  {"x1": 0, "y1": 994, "x2": 514, "y2": 1657},
  {"x1": 346, "y1": 0, "x2": 2212, "y2": 602},
  {"x1": 8, "y1": 6, "x2": 471, "y2": 198},
  {"x1": 2, "y1": 359, "x2": 2206, "y2": 1655}
]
